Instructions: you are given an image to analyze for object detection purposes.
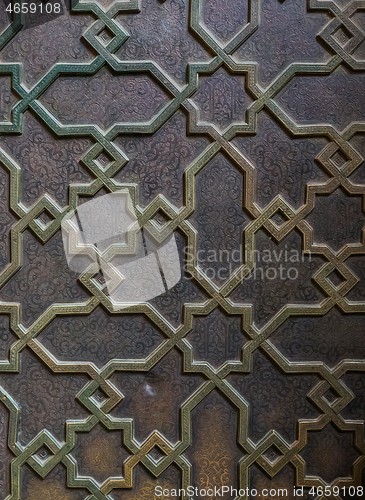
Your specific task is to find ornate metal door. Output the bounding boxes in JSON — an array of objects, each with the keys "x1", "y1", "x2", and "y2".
[{"x1": 0, "y1": 0, "x2": 365, "y2": 498}]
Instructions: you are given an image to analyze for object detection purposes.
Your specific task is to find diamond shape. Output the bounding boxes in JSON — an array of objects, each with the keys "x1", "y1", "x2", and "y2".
[
  {"x1": 323, "y1": 387, "x2": 340, "y2": 405},
  {"x1": 328, "y1": 268, "x2": 346, "y2": 289},
  {"x1": 269, "y1": 210, "x2": 289, "y2": 228},
  {"x1": 94, "y1": 272, "x2": 110, "y2": 293},
  {"x1": 95, "y1": 150, "x2": 114, "y2": 171},
  {"x1": 147, "y1": 445, "x2": 167, "y2": 463},
  {"x1": 153, "y1": 210, "x2": 171, "y2": 227},
  {"x1": 33, "y1": 445, "x2": 54, "y2": 464},
  {"x1": 333, "y1": 26, "x2": 353, "y2": 46},
  {"x1": 91, "y1": 387, "x2": 109, "y2": 406},
  {"x1": 96, "y1": 273, "x2": 106, "y2": 286},
  {"x1": 97, "y1": 27, "x2": 115, "y2": 45},
  {"x1": 263, "y1": 445, "x2": 283, "y2": 465},
  {"x1": 35, "y1": 210, "x2": 55, "y2": 229},
  {"x1": 317, "y1": 142, "x2": 361, "y2": 176},
  {"x1": 330, "y1": 149, "x2": 348, "y2": 170}
]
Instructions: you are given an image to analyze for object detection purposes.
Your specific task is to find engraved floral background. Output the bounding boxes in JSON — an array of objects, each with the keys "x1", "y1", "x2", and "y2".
[{"x1": 0, "y1": 0, "x2": 365, "y2": 498}]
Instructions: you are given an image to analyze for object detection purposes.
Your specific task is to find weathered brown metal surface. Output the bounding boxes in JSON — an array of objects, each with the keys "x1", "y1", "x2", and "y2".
[{"x1": 0, "y1": 0, "x2": 365, "y2": 498}]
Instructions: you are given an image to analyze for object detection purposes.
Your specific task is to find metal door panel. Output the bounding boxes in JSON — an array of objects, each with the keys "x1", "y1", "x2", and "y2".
[{"x1": 0, "y1": 0, "x2": 365, "y2": 498}]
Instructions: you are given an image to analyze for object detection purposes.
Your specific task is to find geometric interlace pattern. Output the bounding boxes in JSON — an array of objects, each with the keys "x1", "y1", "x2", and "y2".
[{"x1": 0, "y1": 0, "x2": 365, "y2": 498}]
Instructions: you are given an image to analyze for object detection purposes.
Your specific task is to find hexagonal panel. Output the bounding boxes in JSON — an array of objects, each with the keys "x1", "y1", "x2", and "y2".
[{"x1": 40, "y1": 66, "x2": 171, "y2": 131}]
